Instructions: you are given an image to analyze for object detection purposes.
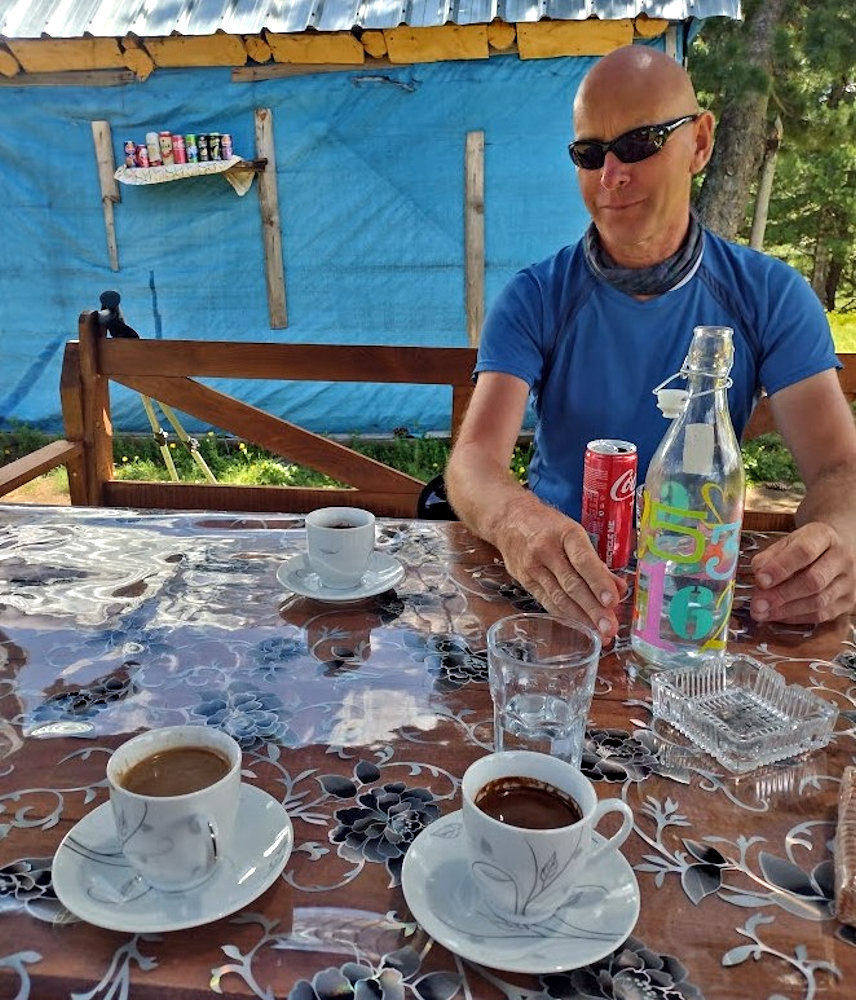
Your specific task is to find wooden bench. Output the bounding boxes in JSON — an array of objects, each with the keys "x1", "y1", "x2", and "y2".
[{"x1": 1, "y1": 311, "x2": 853, "y2": 531}]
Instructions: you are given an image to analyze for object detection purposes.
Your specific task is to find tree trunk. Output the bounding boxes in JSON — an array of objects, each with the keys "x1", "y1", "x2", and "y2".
[
  {"x1": 749, "y1": 115, "x2": 783, "y2": 250},
  {"x1": 811, "y1": 239, "x2": 830, "y2": 305},
  {"x1": 696, "y1": 0, "x2": 790, "y2": 239},
  {"x1": 825, "y1": 256, "x2": 843, "y2": 311}
]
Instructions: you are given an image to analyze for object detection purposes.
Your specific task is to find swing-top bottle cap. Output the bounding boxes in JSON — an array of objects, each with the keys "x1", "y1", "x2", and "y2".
[{"x1": 656, "y1": 388, "x2": 689, "y2": 418}]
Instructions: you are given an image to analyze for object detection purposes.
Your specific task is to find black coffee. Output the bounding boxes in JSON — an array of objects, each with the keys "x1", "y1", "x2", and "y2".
[
  {"x1": 327, "y1": 522, "x2": 358, "y2": 529},
  {"x1": 120, "y1": 746, "x2": 231, "y2": 797},
  {"x1": 475, "y1": 776, "x2": 583, "y2": 830}
]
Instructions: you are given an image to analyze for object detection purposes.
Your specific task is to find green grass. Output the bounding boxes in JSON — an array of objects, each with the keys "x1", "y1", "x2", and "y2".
[{"x1": 830, "y1": 311, "x2": 856, "y2": 351}]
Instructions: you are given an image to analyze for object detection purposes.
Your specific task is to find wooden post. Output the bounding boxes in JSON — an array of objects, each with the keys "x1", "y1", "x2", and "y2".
[
  {"x1": 91, "y1": 120, "x2": 120, "y2": 271},
  {"x1": 254, "y1": 108, "x2": 287, "y2": 328},
  {"x1": 465, "y1": 131, "x2": 485, "y2": 347},
  {"x1": 59, "y1": 341, "x2": 89, "y2": 504},
  {"x1": 78, "y1": 310, "x2": 114, "y2": 505}
]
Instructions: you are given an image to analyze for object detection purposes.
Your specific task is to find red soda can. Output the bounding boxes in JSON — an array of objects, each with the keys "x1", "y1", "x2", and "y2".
[
  {"x1": 135, "y1": 144, "x2": 149, "y2": 168},
  {"x1": 581, "y1": 439, "x2": 637, "y2": 569},
  {"x1": 171, "y1": 133, "x2": 187, "y2": 164}
]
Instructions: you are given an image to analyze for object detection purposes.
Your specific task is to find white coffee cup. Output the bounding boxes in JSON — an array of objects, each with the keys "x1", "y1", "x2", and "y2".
[
  {"x1": 461, "y1": 749, "x2": 633, "y2": 923},
  {"x1": 106, "y1": 725, "x2": 242, "y2": 892},
  {"x1": 305, "y1": 506, "x2": 376, "y2": 589}
]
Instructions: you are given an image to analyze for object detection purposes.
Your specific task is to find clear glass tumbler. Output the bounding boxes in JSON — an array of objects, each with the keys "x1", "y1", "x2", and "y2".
[{"x1": 486, "y1": 613, "x2": 602, "y2": 769}]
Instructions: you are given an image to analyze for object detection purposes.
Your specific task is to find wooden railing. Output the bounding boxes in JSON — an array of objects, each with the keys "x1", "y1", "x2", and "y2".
[
  {"x1": 1, "y1": 310, "x2": 853, "y2": 530},
  {"x1": 0, "y1": 311, "x2": 477, "y2": 517}
]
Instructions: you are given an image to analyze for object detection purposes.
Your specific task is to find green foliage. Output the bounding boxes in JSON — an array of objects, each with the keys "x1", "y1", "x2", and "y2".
[
  {"x1": 830, "y1": 312, "x2": 856, "y2": 352},
  {"x1": 690, "y1": 2, "x2": 856, "y2": 308},
  {"x1": 741, "y1": 433, "x2": 800, "y2": 486}
]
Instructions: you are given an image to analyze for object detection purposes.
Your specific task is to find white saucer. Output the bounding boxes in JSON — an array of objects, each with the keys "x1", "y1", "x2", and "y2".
[
  {"x1": 52, "y1": 783, "x2": 293, "y2": 933},
  {"x1": 276, "y1": 551, "x2": 405, "y2": 601},
  {"x1": 401, "y1": 811, "x2": 640, "y2": 975}
]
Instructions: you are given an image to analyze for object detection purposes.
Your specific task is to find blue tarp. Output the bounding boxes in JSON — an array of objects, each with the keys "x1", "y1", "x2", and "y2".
[{"x1": 0, "y1": 48, "x2": 665, "y2": 436}]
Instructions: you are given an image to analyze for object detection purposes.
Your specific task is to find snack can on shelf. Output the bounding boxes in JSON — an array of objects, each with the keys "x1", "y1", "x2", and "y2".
[
  {"x1": 197, "y1": 134, "x2": 210, "y2": 161},
  {"x1": 135, "y1": 144, "x2": 150, "y2": 168},
  {"x1": 159, "y1": 131, "x2": 174, "y2": 166},
  {"x1": 184, "y1": 134, "x2": 198, "y2": 163},
  {"x1": 208, "y1": 132, "x2": 221, "y2": 160},
  {"x1": 145, "y1": 131, "x2": 162, "y2": 166},
  {"x1": 123, "y1": 141, "x2": 137, "y2": 168},
  {"x1": 171, "y1": 133, "x2": 187, "y2": 164},
  {"x1": 581, "y1": 439, "x2": 638, "y2": 570},
  {"x1": 220, "y1": 133, "x2": 233, "y2": 160}
]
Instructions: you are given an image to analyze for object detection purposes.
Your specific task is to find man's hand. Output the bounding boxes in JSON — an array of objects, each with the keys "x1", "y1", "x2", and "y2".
[
  {"x1": 750, "y1": 521, "x2": 856, "y2": 625},
  {"x1": 496, "y1": 495, "x2": 627, "y2": 640}
]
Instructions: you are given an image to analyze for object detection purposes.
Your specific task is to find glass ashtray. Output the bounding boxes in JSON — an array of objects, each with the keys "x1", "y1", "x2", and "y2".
[{"x1": 650, "y1": 655, "x2": 838, "y2": 774}]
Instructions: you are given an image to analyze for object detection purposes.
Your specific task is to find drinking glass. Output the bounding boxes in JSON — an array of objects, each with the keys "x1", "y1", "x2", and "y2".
[{"x1": 486, "y1": 613, "x2": 601, "y2": 769}]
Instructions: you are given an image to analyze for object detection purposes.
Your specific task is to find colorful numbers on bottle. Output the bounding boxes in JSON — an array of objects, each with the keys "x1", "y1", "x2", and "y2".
[{"x1": 632, "y1": 480, "x2": 742, "y2": 652}]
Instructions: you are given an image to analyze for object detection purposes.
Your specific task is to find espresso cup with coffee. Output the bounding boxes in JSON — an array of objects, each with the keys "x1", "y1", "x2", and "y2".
[
  {"x1": 461, "y1": 750, "x2": 633, "y2": 923},
  {"x1": 107, "y1": 725, "x2": 242, "y2": 892},
  {"x1": 305, "y1": 506, "x2": 376, "y2": 589}
]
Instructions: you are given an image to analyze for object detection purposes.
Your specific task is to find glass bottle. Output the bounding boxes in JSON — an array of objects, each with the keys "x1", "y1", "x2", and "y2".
[{"x1": 631, "y1": 326, "x2": 745, "y2": 669}]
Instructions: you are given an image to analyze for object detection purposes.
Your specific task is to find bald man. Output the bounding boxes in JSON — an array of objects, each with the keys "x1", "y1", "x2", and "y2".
[{"x1": 446, "y1": 45, "x2": 856, "y2": 640}]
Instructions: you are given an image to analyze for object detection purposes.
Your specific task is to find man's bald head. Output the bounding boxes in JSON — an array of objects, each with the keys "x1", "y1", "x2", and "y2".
[{"x1": 574, "y1": 46, "x2": 700, "y2": 133}]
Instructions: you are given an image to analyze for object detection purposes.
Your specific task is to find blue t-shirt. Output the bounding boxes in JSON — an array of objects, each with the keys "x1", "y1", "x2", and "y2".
[{"x1": 475, "y1": 229, "x2": 839, "y2": 520}]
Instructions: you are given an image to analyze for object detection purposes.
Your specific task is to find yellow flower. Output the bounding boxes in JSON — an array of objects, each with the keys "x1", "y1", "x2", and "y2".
[
  {"x1": 238, "y1": 442, "x2": 247, "y2": 451},
  {"x1": 122, "y1": 456, "x2": 128, "y2": 463},
  {"x1": 169, "y1": 442, "x2": 176, "y2": 449}
]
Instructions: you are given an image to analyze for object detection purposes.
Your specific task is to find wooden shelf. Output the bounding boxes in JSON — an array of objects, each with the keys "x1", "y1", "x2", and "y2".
[{"x1": 114, "y1": 156, "x2": 265, "y2": 187}]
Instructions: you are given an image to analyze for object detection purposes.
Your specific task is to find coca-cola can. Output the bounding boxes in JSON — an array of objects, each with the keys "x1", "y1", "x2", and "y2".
[
  {"x1": 171, "y1": 133, "x2": 187, "y2": 164},
  {"x1": 581, "y1": 439, "x2": 637, "y2": 570}
]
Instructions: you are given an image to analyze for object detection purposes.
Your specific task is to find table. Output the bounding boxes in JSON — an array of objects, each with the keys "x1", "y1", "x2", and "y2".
[{"x1": 1, "y1": 504, "x2": 854, "y2": 1000}]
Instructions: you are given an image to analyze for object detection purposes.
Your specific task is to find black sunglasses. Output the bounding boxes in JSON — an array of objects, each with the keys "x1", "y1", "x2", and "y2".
[{"x1": 568, "y1": 114, "x2": 700, "y2": 170}]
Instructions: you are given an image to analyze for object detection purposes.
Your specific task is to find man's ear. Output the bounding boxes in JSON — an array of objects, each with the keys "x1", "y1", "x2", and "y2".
[{"x1": 690, "y1": 111, "x2": 715, "y2": 175}]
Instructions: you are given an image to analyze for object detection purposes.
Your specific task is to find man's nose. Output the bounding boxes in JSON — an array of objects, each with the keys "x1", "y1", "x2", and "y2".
[{"x1": 599, "y1": 151, "x2": 631, "y2": 190}]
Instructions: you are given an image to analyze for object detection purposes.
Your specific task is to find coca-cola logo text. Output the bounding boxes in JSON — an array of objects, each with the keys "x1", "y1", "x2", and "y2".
[{"x1": 609, "y1": 468, "x2": 637, "y2": 502}]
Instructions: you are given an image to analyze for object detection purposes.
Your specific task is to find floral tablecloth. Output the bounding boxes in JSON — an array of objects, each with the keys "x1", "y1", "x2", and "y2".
[{"x1": 1, "y1": 505, "x2": 854, "y2": 1000}]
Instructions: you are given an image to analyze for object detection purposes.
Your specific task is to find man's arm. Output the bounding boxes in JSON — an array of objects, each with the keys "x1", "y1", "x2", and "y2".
[
  {"x1": 750, "y1": 369, "x2": 856, "y2": 623},
  {"x1": 446, "y1": 371, "x2": 626, "y2": 640}
]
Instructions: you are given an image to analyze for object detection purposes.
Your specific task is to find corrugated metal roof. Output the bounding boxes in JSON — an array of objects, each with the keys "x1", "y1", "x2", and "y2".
[{"x1": 0, "y1": 1, "x2": 741, "y2": 40}]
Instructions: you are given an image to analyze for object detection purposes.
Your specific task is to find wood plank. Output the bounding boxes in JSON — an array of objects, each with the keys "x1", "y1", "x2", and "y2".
[
  {"x1": 384, "y1": 25, "x2": 489, "y2": 64},
  {"x1": 465, "y1": 131, "x2": 485, "y2": 348},
  {"x1": 110, "y1": 373, "x2": 424, "y2": 495},
  {"x1": 78, "y1": 311, "x2": 115, "y2": 503},
  {"x1": 0, "y1": 441, "x2": 82, "y2": 496},
  {"x1": 255, "y1": 108, "x2": 287, "y2": 328},
  {"x1": 516, "y1": 20, "x2": 633, "y2": 59},
  {"x1": 265, "y1": 32, "x2": 365, "y2": 65},
  {"x1": 141, "y1": 35, "x2": 247, "y2": 68},
  {"x1": 97, "y1": 339, "x2": 477, "y2": 385},
  {"x1": 102, "y1": 481, "x2": 419, "y2": 517},
  {"x1": 233, "y1": 57, "x2": 391, "y2": 82},
  {"x1": 0, "y1": 47, "x2": 21, "y2": 77},
  {"x1": 742, "y1": 510, "x2": 796, "y2": 533},
  {"x1": 91, "y1": 121, "x2": 120, "y2": 272},
  {"x1": 7, "y1": 38, "x2": 126, "y2": 73},
  {"x1": 59, "y1": 341, "x2": 89, "y2": 504},
  {"x1": 0, "y1": 70, "x2": 134, "y2": 87}
]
